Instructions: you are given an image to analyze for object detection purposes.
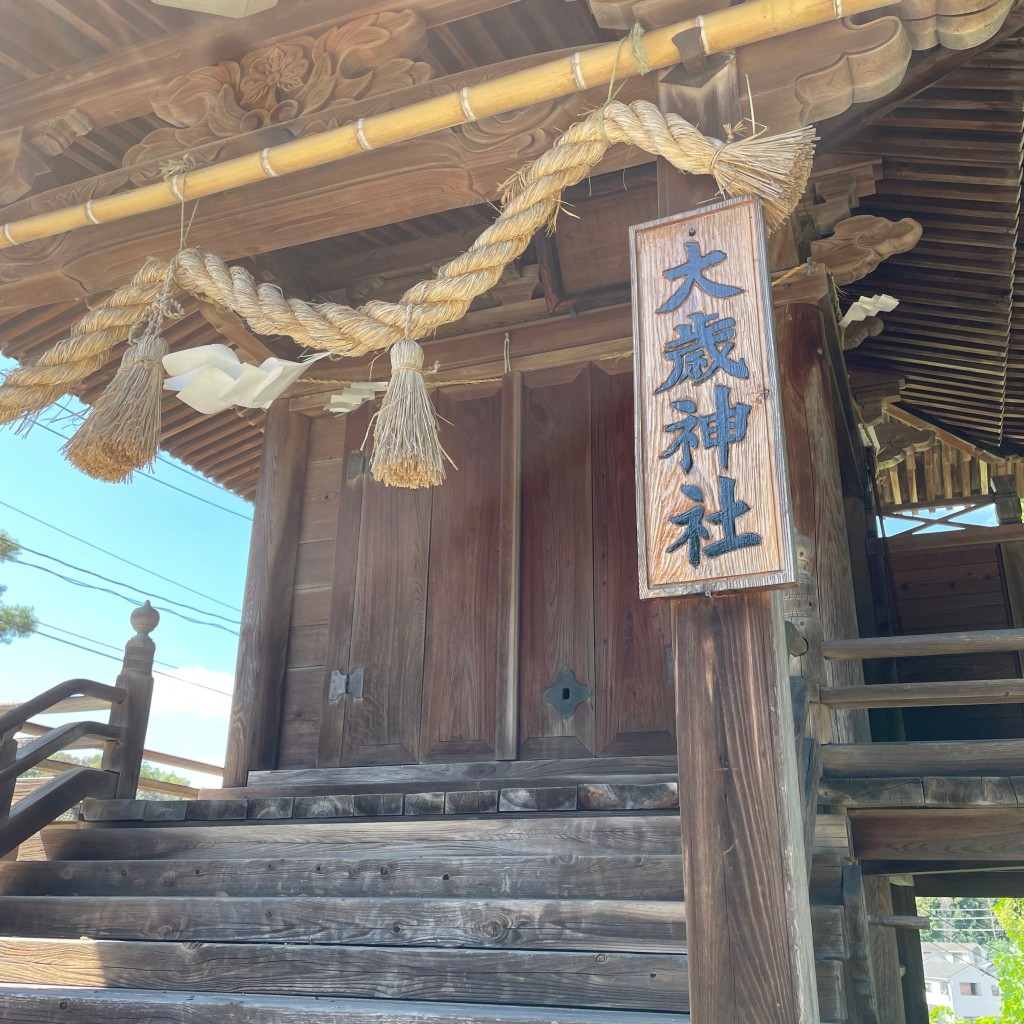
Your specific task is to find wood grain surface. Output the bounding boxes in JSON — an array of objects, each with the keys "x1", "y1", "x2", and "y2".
[{"x1": 632, "y1": 198, "x2": 794, "y2": 596}]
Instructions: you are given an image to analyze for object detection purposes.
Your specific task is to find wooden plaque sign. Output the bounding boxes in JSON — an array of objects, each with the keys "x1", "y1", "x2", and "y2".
[{"x1": 632, "y1": 196, "x2": 795, "y2": 598}]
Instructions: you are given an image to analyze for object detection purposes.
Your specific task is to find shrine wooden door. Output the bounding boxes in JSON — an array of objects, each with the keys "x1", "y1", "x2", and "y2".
[{"x1": 317, "y1": 362, "x2": 675, "y2": 767}]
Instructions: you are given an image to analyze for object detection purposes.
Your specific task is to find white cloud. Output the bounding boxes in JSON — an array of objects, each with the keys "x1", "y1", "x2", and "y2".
[{"x1": 150, "y1": 664, "x2": 234, "y2": 720}]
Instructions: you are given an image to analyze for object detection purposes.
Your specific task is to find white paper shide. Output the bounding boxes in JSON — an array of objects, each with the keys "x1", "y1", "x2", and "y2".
[{"x1": 162, "y1": 344, "x2": 323, "y2": 415}]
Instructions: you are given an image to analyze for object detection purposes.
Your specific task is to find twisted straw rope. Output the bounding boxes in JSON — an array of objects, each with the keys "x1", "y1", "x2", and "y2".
[{"x1": 0, "y1": 101, "x2": 815, "y2": 425}]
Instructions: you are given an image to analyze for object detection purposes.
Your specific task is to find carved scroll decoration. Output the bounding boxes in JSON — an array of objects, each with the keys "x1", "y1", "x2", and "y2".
[
  {"x1": 0, "y1": 110, "x2": 94, "y2": 206},
  {"x1": 896, "y1": 0, "x2": 1016, "y2": 50},
  {"x1": 123, "y1": 11, "x2": 432, "y2": 167},
  {"x1": 810, "y1": 215, "x2": 923, "y2": 285},
  {"x1": 874, "y1": 420, "x2": 935, "y2": 471}
]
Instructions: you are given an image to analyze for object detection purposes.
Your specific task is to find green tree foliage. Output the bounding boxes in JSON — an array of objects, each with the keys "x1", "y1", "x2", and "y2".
[
  {"x1": 0, "y1": 530, "x2": 36, "y2": 643},
  {"x1": 991, "y1": 899, "x2": 1024, "y2": 1023},
  {"x1": 924, "y1": 899, "x2": 1024, "y2": 1024},
  {"x1": 918, "y1": 897, "x2": 1003, "y2": 946}
]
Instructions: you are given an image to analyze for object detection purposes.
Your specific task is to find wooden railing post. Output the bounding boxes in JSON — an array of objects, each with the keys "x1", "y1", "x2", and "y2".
[
  {"x1": 0, "y1": 732, "x2": 17, "y2": 825},
  {"x1": 101, "y1": 601, "x2": 159, "y2": 798}
]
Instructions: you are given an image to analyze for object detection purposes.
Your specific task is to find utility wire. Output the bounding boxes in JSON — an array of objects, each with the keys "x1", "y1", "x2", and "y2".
[
  {"x1": 27, "y1": 420, "x2": 252, "y2": 522},
  {"x1": 31, "y1": 629, "x2": 234, "y2": 698},
  {"x1": 37, "y1": 620, "x2": 183, "y2": 673},
  {"x1": 51, "y1": 399, "x2": 233, "y2": 498},
  {"x1": 13, "y1": 560, "x2": 239, "y2": 636},
  {"x1": 17, "y1": 543, "x2": 240, "y2": 627},
  {"x1": 0, "y1": 498, "x2": 241, "y2": 614}
]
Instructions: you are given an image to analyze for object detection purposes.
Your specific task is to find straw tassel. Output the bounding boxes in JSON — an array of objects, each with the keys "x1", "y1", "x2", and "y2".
[
  {"x1": 62, "y1": 325, "x2": 169, "y2": 482},
  {"x1": 370, "y1": 335, "x2": 446, "y2": 488}
]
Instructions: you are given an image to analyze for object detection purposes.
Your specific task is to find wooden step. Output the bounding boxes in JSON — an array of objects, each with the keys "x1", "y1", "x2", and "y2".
[
  {"x1": 40, "y1": 815, "x2": 682, "y2": 862},
  {"x1": 0, "y1": 896, "x2": 685, "y2": 952},
  {"x1": 0, "y1": 854, "x2": 685, "y2": 899},
  {"x1": 242, "y1": 757, "x2": 679, "y2": 794},
  {"x1": 821, "y1": 740, "x2": 1024, "y2": 778},
  {"x1": 0, "y1": 939, "x2": 686, "y2": 1012},
  {"x1": 0, "y1": 986, "x2": 692, "y2": 1024}
]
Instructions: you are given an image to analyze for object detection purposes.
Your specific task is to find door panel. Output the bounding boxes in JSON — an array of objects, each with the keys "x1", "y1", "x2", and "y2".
[
  {"x1": 420, "y1": 387, "x2": 504, "y2": 762},
  {"x1": 590, "y1": 366, "x2": 675, "y2": 755},
  {"x1": 518, "y1": 364, "x2": 674, "y2": 759},
  {"x1": 341, "y1": 474, "x2": 432, "y2": 765},
  {"x1": 519, "y1": 367, "x2": 597, "y2": 759}
]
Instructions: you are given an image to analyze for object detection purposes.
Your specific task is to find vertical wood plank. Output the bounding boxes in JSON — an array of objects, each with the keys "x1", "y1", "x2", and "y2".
[
  {"x1": 519, "y1": 366, "x2": 596, "y2": 759},
  {"x1": 891, "y1": 883, "x2": 930, "y2": 1024},
  {"x1": 317, "y1": 408, "x2": 364, "y2": 768},
  {"x1": 224, "y1": 404, "x2": 309, "y2": 788},
  {"x1": 495, "y1": 372, "x2": 523, "y2": 760},
  {"x1": 778, "y1": 302, "x2": 870, "y2": 743},
  {"x1": 420, "y1": 388, "x2": 503, "y2": 762},
  {"x1": 342, "y1": 456, "x2": 432, "y2": 766},
  {"x1": 590, "y1": 364, "x2": 674, "y2": 756},
  {"x1": 864, "y1": 876, "x2": 908, "y2": 1024},
  {"x1": 673, "y1": 591, "x2": 819, "y2": 1023}
]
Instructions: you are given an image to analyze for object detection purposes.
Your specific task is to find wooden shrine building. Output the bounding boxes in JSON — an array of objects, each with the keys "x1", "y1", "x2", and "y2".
[{"x1": 2, "y1": 1, "x2": 1024, "y2": 1022}]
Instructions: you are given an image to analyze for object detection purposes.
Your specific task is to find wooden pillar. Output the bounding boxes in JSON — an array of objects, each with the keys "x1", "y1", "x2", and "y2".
[
  {"x1": 658, "y1": 63, "x2": 819, "y2": 1023},
  {"x1": 223, "y1": 403, "x2": 310, "y2": 788},
  {"x1": 777, "y1": 301, "x2": 871, "y2": 743},
  {"x1": 101, "y1": 601, "x2": 159, "y2": 798},
  {"x1": 891, "y1": 883, "x2": 930, "y2": 1024}
]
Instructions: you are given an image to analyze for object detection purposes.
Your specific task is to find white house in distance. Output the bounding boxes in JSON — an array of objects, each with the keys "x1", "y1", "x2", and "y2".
[{"x1": 922, "y1": 943, "x2": 1002, "y2": 1021}]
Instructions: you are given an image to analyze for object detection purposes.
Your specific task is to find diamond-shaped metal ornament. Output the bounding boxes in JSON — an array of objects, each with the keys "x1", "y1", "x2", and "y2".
[{"x1": 542, "y1": 667, "x2": 591, "y2": 721}]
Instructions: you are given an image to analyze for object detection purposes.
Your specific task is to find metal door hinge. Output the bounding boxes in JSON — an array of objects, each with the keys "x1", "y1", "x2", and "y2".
[{"x1": 328, "y1": 667, "x2": 364, "y2": 701}]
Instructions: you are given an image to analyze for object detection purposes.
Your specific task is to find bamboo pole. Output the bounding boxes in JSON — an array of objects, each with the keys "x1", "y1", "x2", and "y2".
[{"x1": 0, "y1": 0, "x2": 889, "y2": 251}]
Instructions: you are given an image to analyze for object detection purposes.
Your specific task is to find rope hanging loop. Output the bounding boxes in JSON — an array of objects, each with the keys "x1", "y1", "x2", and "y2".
[{"x1": 0, "y1": 100, "x2": 818, "y2": 488}]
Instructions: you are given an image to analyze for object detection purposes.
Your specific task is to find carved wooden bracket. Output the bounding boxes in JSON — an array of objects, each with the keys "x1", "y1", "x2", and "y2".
[
  {"x1": 842, "y1": 314, "x2": 884, "y2": 351},
  {"x1": 810, "y1": 215, "x2": 923, "y2": 285},
  {"x1": 874, "y1": 420, "x2": 935, "y2": 471},
  {"x1": 787, "y1": 156, "x2": 885, "y2": 256},
  {"x1": 0, "y1": 110, "x2": 93, "y2": 206},
  {"x1": 738, "y1": 17, "x2": 913, "y2": 133},
  {"x1": 897, "y1": 0, "x2": 1016, "y2": 50},
  {"x1": 123, "y1": 11, "x2": 432, "y2": 167}
]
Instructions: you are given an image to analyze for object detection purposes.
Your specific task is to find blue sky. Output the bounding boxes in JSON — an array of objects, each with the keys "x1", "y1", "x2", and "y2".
[{"x1": 0, "y1": 355, "x2": 252, "y2": 787}]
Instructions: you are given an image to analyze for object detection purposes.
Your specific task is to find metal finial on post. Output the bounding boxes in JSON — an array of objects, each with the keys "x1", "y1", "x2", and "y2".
[{"x1": 101, "y1": 602, "x2": 159, "y2": 798}]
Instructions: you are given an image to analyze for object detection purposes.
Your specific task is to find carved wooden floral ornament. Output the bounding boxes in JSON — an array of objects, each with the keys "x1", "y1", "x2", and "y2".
[{"x1": 123, "y1": 11, "x2": 432, "y2": 166}]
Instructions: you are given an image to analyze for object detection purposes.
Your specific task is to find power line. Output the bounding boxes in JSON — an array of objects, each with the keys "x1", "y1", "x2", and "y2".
[
  {"x1": 26, "y1": 419, "x2": 252, "y2": 523},
  {"x1": 13, "y1": 559, "x2": 239, "y2": 636},
  {"x1": 38, "y1": 620, "x2": 181, "y2": 673},
  {"x1": 17, "y1": 543, "x2": 240, "y2": 627},
  {"x1": 0, "y1": 498, "x2": 241, "y2": 614},
  {"x1": 31, "y1": 629, "x2": 233, "y2": 698},
  {"x1": 51, "y1": 400, "x2": 234, "y2": 498}
]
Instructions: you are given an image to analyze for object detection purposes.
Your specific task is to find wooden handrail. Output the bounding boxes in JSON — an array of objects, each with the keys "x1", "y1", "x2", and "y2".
[
  {"x1": 0, "y1": 694, "x2": 116, "y2": 717},
  {"x1": 822, "y1": 629, "x2": 1024, "y2": 661},
  {"x1": 0, "y1": 679, "x2": 124, "y2": 736},
  {"x1": 0, "y1": 767, "x2": 117, "y2": 858},
  {"x1": 17, "y1": 722, "x2": 223, "y2": 777},
  {"x1": 2, "y1": 722, "x2": 124, "y2": 788},
  {"x1": 29, "y1": 758, "x2": 200, "y2": 799},
  {"x1": 0, "y1": 603, "x2": 160, "y2": 859},
  {"x1": 820, "y1": 679, "x2": 1024, "y2": 709}
]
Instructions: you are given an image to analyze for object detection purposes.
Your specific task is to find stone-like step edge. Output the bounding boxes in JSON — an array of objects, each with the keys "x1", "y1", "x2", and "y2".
[
  {"x1": 0, "y1": 986, "x2": 692, "y2": 1024},
  {"x1": 81, "y1": 782, "x2": 680, "y2": 822}
]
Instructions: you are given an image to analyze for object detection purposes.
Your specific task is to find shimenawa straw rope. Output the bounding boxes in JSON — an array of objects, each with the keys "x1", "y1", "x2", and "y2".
[{"x1": 0, "y1": 100, "x2": 816, "y2": 486}]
